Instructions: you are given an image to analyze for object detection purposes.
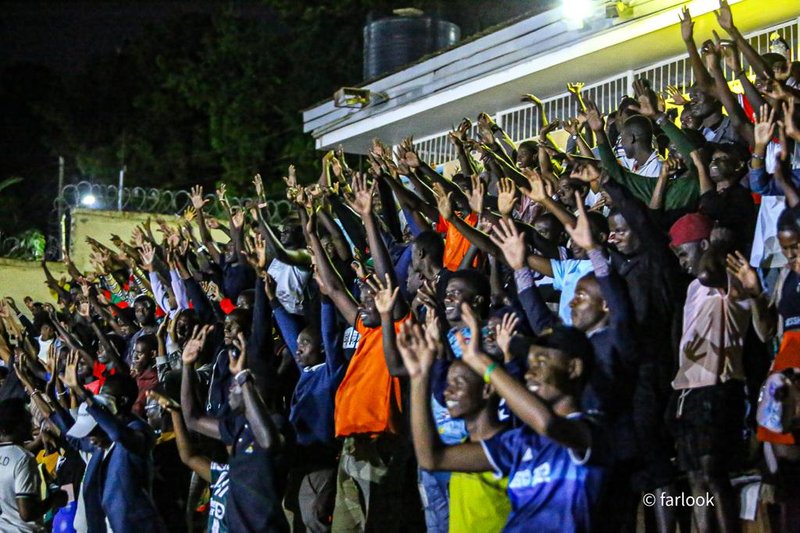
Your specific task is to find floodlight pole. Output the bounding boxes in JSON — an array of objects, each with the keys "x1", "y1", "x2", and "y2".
[{"x1": 117, "y1": 166, "x2": 125, "y2": 211}]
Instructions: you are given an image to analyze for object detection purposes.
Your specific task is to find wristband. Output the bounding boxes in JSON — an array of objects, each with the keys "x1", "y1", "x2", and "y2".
[
  {"x1": 751, "y1": 153, "x2": 765, "y2": 161},
  {"x1": 234, "y1": 369, "x2": 253, "y2": 386},
  {"x1": 483, "y1": 362, "x2": 498, "y2": 384}
]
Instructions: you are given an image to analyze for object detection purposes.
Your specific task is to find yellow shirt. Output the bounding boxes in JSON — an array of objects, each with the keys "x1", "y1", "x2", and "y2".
[{"x1": 448, "y1": 471, "x2": 510, "y2": 533}]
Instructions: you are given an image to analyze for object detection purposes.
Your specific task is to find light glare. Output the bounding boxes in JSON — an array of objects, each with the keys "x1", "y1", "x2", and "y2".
[
  {"x1": 563, "y1": 0, "x2": 594, "y2": 22},
  {"x1": 81, "y1": 194, "x2": 97, "y2": 206}
]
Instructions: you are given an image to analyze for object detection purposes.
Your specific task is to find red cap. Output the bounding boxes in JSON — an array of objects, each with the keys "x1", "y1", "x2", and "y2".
[{"x1": 669, "y1": 213, "x2": 713, "y2": 247}]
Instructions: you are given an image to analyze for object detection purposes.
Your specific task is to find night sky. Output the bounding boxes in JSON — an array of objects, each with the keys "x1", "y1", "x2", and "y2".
[{"x1": 0, "y1": 1, "x2": 275, "y2": 73}]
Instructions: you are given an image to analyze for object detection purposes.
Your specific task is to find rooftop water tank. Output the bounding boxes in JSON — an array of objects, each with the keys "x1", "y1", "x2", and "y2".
[{"x1": 363, "y1": 9, "x2": 460, "y2": 81}]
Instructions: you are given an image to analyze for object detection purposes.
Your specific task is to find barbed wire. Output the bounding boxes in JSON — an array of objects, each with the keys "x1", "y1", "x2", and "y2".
[
  {"x1": 0, "y1": 182, "x2": 294, "y2": 261},
  {"x1": 53, "y1": 181, "x2": 293, "y2": 221}
]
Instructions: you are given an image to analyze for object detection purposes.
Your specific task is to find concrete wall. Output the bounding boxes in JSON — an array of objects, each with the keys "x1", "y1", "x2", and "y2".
[
  {"x1": 0, "y1": 257, "x2": 67, "y2": 307},
  {"x1": 1, "y1": 208, "x2": 229, "y2": 307}
]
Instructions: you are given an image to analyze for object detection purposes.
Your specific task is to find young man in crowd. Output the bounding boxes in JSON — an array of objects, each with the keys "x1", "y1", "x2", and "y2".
[{"x1": 399, "y1": 303, "x2": 608, "y2": 532}]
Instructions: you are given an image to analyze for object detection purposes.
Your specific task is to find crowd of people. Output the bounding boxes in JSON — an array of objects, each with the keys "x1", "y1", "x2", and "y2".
[{"x1": 1, "y1": 2, "x2": 800, "y2": 531}]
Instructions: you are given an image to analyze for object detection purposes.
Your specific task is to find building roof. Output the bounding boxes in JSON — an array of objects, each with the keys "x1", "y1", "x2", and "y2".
[{"x1": 303, "y1": 0, "x2": 799, "y2": 154}]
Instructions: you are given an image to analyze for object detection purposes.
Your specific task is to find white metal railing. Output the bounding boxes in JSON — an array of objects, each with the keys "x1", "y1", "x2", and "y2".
[{"x1": 413, "y1": 18, "x2": 798, "y2": 166}]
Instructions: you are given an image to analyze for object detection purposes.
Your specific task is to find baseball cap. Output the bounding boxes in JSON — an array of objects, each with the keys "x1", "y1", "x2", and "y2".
[
  {"x1": 66, "y1": 394, "x2": 118, "y2": 439},
  {"x1": 509, "y1": 325, "x2": 594, "y2": 363}
]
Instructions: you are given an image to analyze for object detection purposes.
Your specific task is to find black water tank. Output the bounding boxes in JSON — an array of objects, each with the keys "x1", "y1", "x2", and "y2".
[{"x1": 363, "y1": 13, "x2": 460, "y2": 80}]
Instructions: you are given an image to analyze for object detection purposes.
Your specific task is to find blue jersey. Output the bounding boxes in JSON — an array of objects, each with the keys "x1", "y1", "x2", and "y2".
[{"x1": 480, "y1": 414, "x2": 608, "y2": 532}]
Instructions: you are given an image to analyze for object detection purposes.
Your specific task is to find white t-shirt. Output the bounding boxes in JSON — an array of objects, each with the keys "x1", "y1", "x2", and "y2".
[
  {"x1": 36, "y1": 338, "x2": 54, "y2": 365},
  {"x1": 0, "y1": 443, "x2": 44, "y2": 532},
  {"x1": 267, "y1": 259, "x2": 311, "y2": 315}
]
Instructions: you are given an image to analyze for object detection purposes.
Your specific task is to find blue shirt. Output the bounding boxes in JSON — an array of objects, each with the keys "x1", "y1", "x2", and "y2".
[
  {"x1": 480, "y1": 416, "x2": 608, "y2": 533},
  {"x1": 550, "y1": 259, "x2": 594, "y2": 325}
]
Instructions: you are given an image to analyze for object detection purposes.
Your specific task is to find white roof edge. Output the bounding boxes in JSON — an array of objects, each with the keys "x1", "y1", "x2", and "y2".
[
  {"x1": 301, "y1": 8, "x2": 563, "y2": 124},
  {"x1": 310, "y1": 0, "x2": 729, "y2": 148}
]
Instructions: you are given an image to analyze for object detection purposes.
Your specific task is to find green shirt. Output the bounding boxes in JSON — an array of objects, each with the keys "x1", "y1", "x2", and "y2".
[{"x1": 598, "y1": 121, "x2": 700, "y2": 212}]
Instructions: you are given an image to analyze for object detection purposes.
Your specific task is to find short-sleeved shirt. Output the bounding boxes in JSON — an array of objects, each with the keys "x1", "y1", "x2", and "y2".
[
  {"x1": 208, "y1": 461, "x2": 230, "y2": 533},
  {"x1": 550, "y1": 259, "x2": 594, "y2": 325},
  {"x1": 334, "y1": 315, "x2": 409, "y2": 436},
  {"x1": 0, "y1": 443, "x2": 44, "y2": 532},
  {"x1": 267, "y1": 259, "x2": 311, "y2": 315},
  {"x1": 436, "y1": 213, "x2": 479, "y2": 271},
  {"x1": 218, "y1": 414, "x2": 288, "y2": 532},
  {"x1": 448, "y1": 471, "x2": 510, "y2": 533},
  {"x1": 480, "y1": 416, "x2": 608, "y2": 532}
]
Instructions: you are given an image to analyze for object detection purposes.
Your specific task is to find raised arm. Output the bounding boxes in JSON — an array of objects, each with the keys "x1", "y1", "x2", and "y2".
[
  {"x1": 180, "y1": 326, "x2": 222, "y2": 440},
  {"x1": 490, "y1": 219, "x2": 558, "y2": 334},
  {"x1": 305, "y1": 210, "x2": 359, "y2": 325},
  {"x1": 370, "y1": 274, "x2": 407, "y2": 377},
  {"x1": 152, "y1": 391, "x2": 212, "y2": 482},
  {"x1": 458, "y1": 305, "x2": 591, "y2": 451},
  {"x1": 680, "y1": 7, "x2": 716, "y2": 94},
  {"x1": 189, "y1": 185, "x2": 221, "y2": 265},
  {"x1": 398, "y1": 321, "x2": 492, "y2": 472},
  {"x1": 229, "y1": 333, "x2": 283, "y2": 451}
]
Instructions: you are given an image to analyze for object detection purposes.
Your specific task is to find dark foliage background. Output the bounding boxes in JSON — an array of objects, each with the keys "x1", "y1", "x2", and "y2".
[{"x1": 0, "y1": 0, "x2": 554, "y2": 238}]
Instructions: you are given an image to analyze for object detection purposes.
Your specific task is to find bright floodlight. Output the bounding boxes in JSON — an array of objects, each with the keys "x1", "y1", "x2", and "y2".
[
  {"x1": 563, "y1": 0, "x2": 594, "y2": 24},
  {"x1": 81, "y1": 194, "x2": 97, "y2": 207}
]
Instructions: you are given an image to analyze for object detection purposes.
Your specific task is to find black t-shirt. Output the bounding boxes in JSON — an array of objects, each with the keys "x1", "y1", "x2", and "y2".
[
  {"x1": 780, "y1": 270, "x2": 800, "y2": 332},
  {"x1": 219, "y1": 413, "x2": 289, "y2": 533}
]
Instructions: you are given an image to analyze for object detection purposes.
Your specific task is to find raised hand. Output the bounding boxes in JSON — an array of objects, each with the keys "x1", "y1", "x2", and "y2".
[
  {"x1": 468, "y1": 174, "x2": 486, "y2": 214},
  {"x1": 583, "y1": 100, "x2": 604, "y2": 132},
  {"x1": 182, "y1": 325, "x2": 212, "y2": 365},
  {"x1": 147, "y1": 390, "x2": 180, "y2": 412},
  {"x1": 396, "y1": 321, "x2": 439, "y2": 379},
  {"x1": 726, "y1": 251, "x2": 761, "y2": 297},
  {"x1": 455, "y1": 302, "x2": 483, "y2": 369},
  {"x1": 496, "y1": 313, "x2": 520, "y2": 361},
  {"x1": 366, "y1": 273, "x2": 399, "y2": 316},
  {"x1": 228, "y1": 332, "x2": 248, "y2": 376},
  {"x1": 253, "y1": 173, "x2": 264, "y2": 199},
  {"x1": 714, "y1": 0, "x2": 734, "y2": 33},
  {"x1": 538, "y1": 120, "x2": 560, "y2": 142},
  {"x1": 216, "y1": 183, "x2": 229, "y2": 207},
  {"x1": 783, "y1": 100, "x2": 800, "y2": 141},
  {"x1": 562, "y1": 118, "x2": 580, "y2": 136},
  {"x1": 520, "y1": 168, "x2": 548, "y2": 203},
  {"x1": 157, "y1": 314, "x2": 171, "y2": 341},
  {"x1": 658, "y1": 158, "x2": 681, "y2": 181},
  {"x1": 565, "y1": 192, "x2": 597, "y2": 253},
  {"x1": 190, "y1": 185, "x2": 209, "y2": 210},
  {"x1": 433, "y1": 183, "x2": 454, "y2": 221},
  {"x1": 139, "y1": 242, "x2": 156, "y2": 271},
  {"x1": 489, "y1": 218, "x2": 527, "y2": 270},
  {"x1": 701, "y1": 39, "x2": 721, "y2": 71},
  {"x1": 346, "y1": 173, "x2": 377, "y2": 216},
  {"x1": 566, "y1": 82, "x2": 585, "y2": 97},
  {"x1": 632, "y1": 79, "x2": 658, "y2": 117},
  {"x1": 666, "y1": 85, "x2": 689, "y2": 106},
  {"x1": 570, "y1": 160, "x2": 601, "y2": 184},
  {"x1": 200, "y1": 281, "x2": 221, "y2": 302},
  {"x1": 497, "y1": 178, "x2": 518, "y2": 217},
  {"x1": 284, "y1": 164, "x2": 298, "y2": 188},
  {"x1": 61, "y1": 350, "x2": 81, "y2": 390},
  {"x1": 754, "y1": 104, "x2": 776, "y2": 146},
  {"x1": 230, "y1": 209, "x2": 245, "y2": 229},
  {"x1": 679, "y1": 6, "x2": 694, "y2": 42},
  {"x1": 719, "y1": 39, "x2": 741, "y2": 72}
]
